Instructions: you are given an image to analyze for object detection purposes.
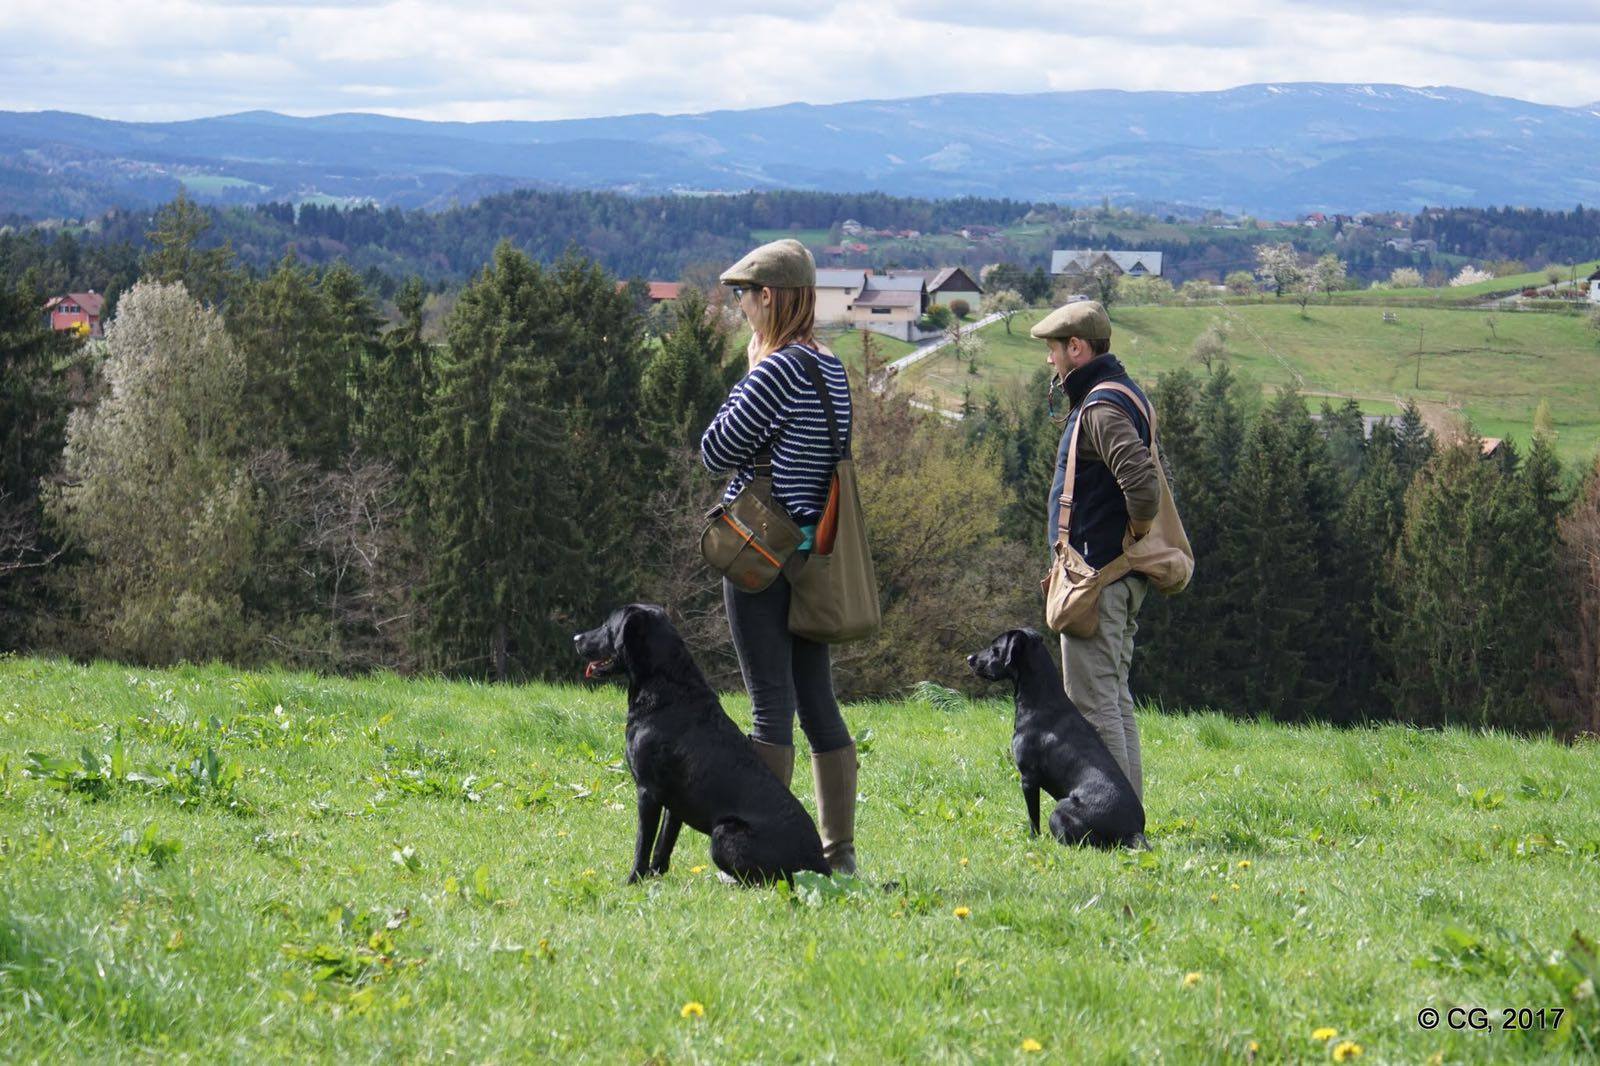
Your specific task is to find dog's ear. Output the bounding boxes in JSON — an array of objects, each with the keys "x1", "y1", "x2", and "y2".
[
  {"x1": 613, "y1": 604, "x2": 664, "y2": 670},
  {"x1": 1001, "y1": 629, "x2": 1027, "y2": 668}
]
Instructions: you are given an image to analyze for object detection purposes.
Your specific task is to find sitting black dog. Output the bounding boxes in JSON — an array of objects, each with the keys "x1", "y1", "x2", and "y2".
[
  {"x1": 968, "y1": 628, "x2": 1146, "y2": 849},
  {"x1": 574, "y1": 603, "x2": 830, "y2": 884}
]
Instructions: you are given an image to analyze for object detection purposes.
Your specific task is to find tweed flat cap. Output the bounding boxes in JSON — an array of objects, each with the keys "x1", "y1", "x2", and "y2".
[
  {"x1": 1030, "y1": 299, "x2": 1112, "y2": 342},
  {"x1": 719, "y1": 238, "x2": 817, "y2": 289}
]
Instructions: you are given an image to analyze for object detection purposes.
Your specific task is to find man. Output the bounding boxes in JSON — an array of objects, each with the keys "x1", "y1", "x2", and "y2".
[{"x1": 1032, "y1": 300, "x2": 1159, "y2": 801}]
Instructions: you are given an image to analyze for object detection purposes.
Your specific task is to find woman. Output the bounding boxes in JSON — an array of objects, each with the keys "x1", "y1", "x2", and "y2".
[{"x1": 699, "y1": 238, "x2": 859, "y2": 875}]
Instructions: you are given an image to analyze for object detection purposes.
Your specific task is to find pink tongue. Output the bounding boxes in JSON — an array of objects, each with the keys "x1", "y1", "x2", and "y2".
[{"x1": 585, "y1": 661, "x2": 601, "y2": 679}]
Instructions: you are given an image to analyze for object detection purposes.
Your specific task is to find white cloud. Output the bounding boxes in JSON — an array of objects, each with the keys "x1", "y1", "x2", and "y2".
[{"x1": 0, "y1": 0, "x2": 1596, "y2": 121}]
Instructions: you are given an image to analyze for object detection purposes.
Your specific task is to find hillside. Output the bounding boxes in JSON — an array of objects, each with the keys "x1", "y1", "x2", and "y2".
[
  {"x1": 5, "y1": 82, "x2": 1600, "y2": 219},
  {"x1": 1, "y1": 657, "x2": 1595, "y2": 1059},
  {"x1": 901, "y1": 302, "x2": 1600, "y2": 463}
]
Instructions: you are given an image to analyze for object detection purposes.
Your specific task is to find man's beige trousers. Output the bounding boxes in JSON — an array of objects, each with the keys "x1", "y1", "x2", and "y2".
[{"x1": 1061, "y1": 574, "x2": 1148, "y2": 800}]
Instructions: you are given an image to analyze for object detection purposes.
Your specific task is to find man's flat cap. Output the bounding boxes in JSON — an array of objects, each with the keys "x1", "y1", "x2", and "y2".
[
  {"x1": 719, "y1": 238, "x2": 817, "y2": 289},
  {"x1": 1029, "y1": 299, "x2": 1112, "y2": 342}
]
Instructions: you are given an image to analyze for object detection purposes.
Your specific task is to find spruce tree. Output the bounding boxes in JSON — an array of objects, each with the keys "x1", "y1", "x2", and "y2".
[
  {"x1": 1394, "y1": 400, "x2": 1435, "y2": 483},
  {"x1": 0, "y1": 275, "x2": 70, "y2": 642},
  {"x1": 1210, "y1": 390, "x2": 1332, "y2": 720},
  {"x1": 142, "y1": 192, "x2": 239, "y2": 308},
  {"x1": 638, "y1": 286, "x2": 731, "y2": 451},
  {"x1": 359, "y1": 277, "x2": 434, "y2": 502},
  {"x1": 422, "y1": 243, "x2": 579, "y2": 680},
  {"x1": 229, "y1": 255, "x2": 351, "y2": 465},
  {"x1": 1338, "y1": 422, "x2": 1407, "y2": 714}
]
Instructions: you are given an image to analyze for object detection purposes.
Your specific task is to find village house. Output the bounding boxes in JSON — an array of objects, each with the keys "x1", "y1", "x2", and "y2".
[
  {"x1": 614, "y1": 281, "x2": 682, "y2": 304},
  {"x1": 1049, "y1": 250, "x2": 1164, "y2": 278},
  {"x1": 44, "y1": 292, "x2": 105, "y2": 337},
  {"x1": 814, "y1": 268, "x2": 868, "y2": 325},
  {"x1": 1587, "y1": 267, "x2": 1600, "y2": 303},
  {"x1": 883, "y1": 267, "x2": 983, "y2": 308},
  {"x1": 849, "y1": 273, "x2": 930, "y2": 342}
]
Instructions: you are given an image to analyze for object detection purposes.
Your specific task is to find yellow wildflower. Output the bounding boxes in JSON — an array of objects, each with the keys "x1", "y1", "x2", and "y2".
[
  {"x1": 1021, "y1": 1038, "x2": 1043, "y2": 1053},
  {"x1": 954, "y1": 906, "x2": 971, "y2": 919},
  {"x1": 1209, "y1": 893, "x2": 1219, "y2": 903},
  {"x1": 1332, "y1": 1041, "x2": 1363, "y2": 1061},
  {"x1": 1237, "y1": 860, "x2": 1252, "y2": 869},
  {"x1": 1183, "y1": 972, "x2": 1202, "y2": 987},
  {"x1": 1312, "y1": 1027, "x2": 1338, "y2": 1041},
  {"x1": 690, "y1": 865, "x2": 707, "y2": 874},
  {"x1": 959, "y1": 857, "x2": 969, "y2": 867},
  {"x1": 680, "y1": 1001, "x2": 705, "y2": 1019},
  {"x1": 1247, "y1": 1040, "x2": 1260, "y2": 1054}
]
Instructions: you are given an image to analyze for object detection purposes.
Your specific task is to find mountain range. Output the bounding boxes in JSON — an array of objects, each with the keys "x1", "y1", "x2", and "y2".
[{"x1": 3, "y1": 83, "x2": 1599, "y2": 220}]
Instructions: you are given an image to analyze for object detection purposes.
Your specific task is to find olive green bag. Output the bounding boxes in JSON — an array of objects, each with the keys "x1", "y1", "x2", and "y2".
[
  {"x1": 699, "y1": 449, "x2": 804, "y2": 593},
  {"x1": 786, "y1": 350, "x2": 881, "y2": 644}
]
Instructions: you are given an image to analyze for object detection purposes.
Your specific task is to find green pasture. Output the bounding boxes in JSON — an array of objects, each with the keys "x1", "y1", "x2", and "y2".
[
  {"x1": 1, "y1": 657, "x2": 1596, "y2": 1061},
  {"x1": 899, "y1": 304, "x2": 1600, "y2": 464}
]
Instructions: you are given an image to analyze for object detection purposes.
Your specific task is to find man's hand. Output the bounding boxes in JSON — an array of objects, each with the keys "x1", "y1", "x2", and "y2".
[{"x1": 1129, "y1": 518, "x2": 1153, "y2": 541}]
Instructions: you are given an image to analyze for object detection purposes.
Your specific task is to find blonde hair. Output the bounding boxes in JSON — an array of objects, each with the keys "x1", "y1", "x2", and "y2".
[{"x1": 750, "y1": 285, "x2": 817, "y2": 357}]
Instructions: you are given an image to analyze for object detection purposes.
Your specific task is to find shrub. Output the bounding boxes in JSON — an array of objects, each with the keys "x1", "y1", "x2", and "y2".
[
  {"x1": 948, "y1": 298, "x2": 970, "y2": 319},
  {"x1": 1388, "y1": 267, "x2": 1424, "y2": 289}
]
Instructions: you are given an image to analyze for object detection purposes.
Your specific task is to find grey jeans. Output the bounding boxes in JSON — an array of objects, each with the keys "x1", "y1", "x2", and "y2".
[
  {"x1": 723, "y1": 574, "x2": 852, "y2": 753},
  {"x1": 1061, "y1": 575, "x2": 1148, "y2": 800}
]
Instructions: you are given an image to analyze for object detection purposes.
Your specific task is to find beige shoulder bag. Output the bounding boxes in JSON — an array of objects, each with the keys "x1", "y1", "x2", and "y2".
[{"x1": 1044, "y1": 382, "x2": 1194, "y2": 638}]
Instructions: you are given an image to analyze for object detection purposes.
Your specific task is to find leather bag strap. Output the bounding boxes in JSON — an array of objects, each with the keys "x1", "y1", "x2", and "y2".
[{"x1": 1055, "y1": 382, "x2": 1157, "y2": 551}]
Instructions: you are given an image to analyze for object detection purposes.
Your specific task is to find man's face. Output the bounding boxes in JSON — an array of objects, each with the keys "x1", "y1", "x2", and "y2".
[{"x1": 1045, "y1": 336, "x2": 1094, "y2": 379}]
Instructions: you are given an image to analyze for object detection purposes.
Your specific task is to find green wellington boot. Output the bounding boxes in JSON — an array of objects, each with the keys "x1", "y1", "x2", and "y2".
[
  {"x1": 811, "y1": 741, "x2": 858, "y2": 875},
  {"x1": 751, "y1": 738, "x2": 795, "y2": 789}
]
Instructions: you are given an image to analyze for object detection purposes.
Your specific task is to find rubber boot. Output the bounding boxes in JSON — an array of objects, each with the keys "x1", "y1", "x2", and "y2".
[
  {"x1": 751, "y1": 738, "x2": 794, "y2": 789},
  {"x1": 811, "y1": 741, "x2": 858, "y2": 876}
]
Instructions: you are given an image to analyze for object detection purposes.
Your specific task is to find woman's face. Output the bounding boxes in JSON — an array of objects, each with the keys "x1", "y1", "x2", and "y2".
[{"x1": 737, "y1": 285, "x2": 772, "y2": 331}]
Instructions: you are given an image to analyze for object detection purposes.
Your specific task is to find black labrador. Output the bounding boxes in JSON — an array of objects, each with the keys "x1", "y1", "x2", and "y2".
[
  {"x1": 968, "y1": 628, "x2": 1147, "y2": 849},
  {"x1": 574, "y1": 603, "x2": 830, "y2": 884}
]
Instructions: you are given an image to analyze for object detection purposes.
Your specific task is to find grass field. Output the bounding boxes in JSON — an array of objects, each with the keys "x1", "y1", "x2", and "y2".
[
  {"x1": 2, "y1": 657, "x2": 1597, "y2": 1061},
  {"x1": 900, "y1": 304, "x2": 1600, "y2": 464}
]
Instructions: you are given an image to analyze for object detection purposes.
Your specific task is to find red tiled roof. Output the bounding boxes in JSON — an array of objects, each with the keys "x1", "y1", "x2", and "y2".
[
  {"x1": 47, "y1": 292, "x2": 105, "y2": 316},
  {"x1": 646, "y1": 282, "x2": 682, "y2": 301}
]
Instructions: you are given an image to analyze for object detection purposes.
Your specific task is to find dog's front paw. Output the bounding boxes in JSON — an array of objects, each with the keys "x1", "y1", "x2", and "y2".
[{"x1": 625, "y1": 869, "x2": 649, "y2": 885}]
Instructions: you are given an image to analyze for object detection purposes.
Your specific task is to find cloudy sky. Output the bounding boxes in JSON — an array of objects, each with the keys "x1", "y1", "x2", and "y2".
[{"x1": 3, "y1": 0, "x2": 1598, "y2": 122}]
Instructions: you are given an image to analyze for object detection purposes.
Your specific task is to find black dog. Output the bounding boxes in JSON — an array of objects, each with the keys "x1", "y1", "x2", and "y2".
[
  {"x1": 574, "y1": 604, "x2": 830, "y2": 884},
  {"x1": 968, "y1": 628, "x2": 1146, "y2": 848}
]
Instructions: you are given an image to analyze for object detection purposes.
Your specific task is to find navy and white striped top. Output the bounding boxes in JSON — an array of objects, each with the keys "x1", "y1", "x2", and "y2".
[{"x1": 700, "y1": 344, "x2": 852, "y2": 523}]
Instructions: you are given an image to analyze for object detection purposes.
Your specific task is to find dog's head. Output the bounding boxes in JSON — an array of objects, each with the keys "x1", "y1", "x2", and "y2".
[
  {"x1": 966, "y1": 628, "x2": 1045, "y2": 682},
  {"x1": 573, "y1": 603, "x2": 673, "y2": 682}
]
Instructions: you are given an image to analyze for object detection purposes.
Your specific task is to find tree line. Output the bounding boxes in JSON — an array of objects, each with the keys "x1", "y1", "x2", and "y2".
[{"x1": 3, "y1": 198, "x2": 1596, "y2": 737}]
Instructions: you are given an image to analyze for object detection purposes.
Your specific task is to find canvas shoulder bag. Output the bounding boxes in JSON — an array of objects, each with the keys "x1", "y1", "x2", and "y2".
[
  {"x1": 786, "y1": 348, "x2": 882, "y2": 644},
  {"x1": 699, "y1": 452, "x2": 804, "y2": 594},
  {"x1": 1044, "y1": 382, "x2": 1195, "y2": 638}
]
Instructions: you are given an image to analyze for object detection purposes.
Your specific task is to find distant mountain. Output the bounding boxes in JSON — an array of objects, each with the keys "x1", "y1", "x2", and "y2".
[{"x1": 3, "y1": 83, "x2": 1599, "y2": 219}]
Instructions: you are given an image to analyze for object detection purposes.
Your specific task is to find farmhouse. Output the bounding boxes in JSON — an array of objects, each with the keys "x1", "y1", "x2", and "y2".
[
  {"x1": 881, "y1": 267, "x2": 983, "y2": 308},
  {"x1": 815, "y1": 268, "x2": 868, "y2": 325},
  {"x1": 1050, "y1": 250, "x2": 1164, "y2": 278},
  {"x1": 850, "y1": 273, "x2": 929, "y2": 341},
  {"x1": 1587, "y1": 267, "x2": 1600, "y2": 303},
  {"x1": 44, "y1": 291, "x2": 104, "y2": 337}
]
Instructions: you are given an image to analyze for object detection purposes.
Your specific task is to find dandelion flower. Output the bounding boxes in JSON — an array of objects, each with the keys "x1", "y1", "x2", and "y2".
[
  {"x1": 680, "y1": 1001, "x2": 705, "y2": 1019},
  {"x1": 1209, "y1": 893, "x2": 1219, "y2": 903},
  {"x1": 1312, "y1": 1027, "x2": 1338, "y2": 1041},
  {"x1": 1247, "y1": 1040, "x2": 1260, "y2": 1054},
  {"x1": 1332, "y1": 1041, "x2": 1363, "y2": 1061},
  {"x1": 954, "y1": 906, "x2": 971, "y2": 919},
  {"x1": 1183, "y1": 972, "x2": 1202, "y2": 987},
  {"x1": 690, "y1": 865, "x2": 707, "y2": 874},
  {"x1": 959, "y1": 857, "x2": 969, "y2": 867},
  {"x1": 1237, "y1": 860, "x2": 1252, "y2": 869},
  {"x1": 1021, "y1": 1038, "x2": 1043, "y2": 1053}
]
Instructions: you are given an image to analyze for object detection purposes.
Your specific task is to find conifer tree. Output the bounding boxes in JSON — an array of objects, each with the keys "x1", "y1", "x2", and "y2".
[
  {"x1": 1211, "y1": 390, "x2": 1333, "y2": 719},
  {"x1": 639, "y1": 286, "x2": 730, "y2": 451},
  {"x1": 422, "y1": 243, "x2": 579, "y2": 680},
  {"x1": 359, "y1": 277, "x2": 434, "y2": 499},
  {"x1": 142, "y1": 192, "x2": 239, "y2": 308},
  {"x1": 1394, "y1": 400, "x2": 1435, "y2": 483}
]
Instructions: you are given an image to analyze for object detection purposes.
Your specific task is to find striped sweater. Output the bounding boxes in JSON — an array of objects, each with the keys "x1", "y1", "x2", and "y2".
[{"x1": 700, "y1": 344, "x2": 852, "y2": 523}]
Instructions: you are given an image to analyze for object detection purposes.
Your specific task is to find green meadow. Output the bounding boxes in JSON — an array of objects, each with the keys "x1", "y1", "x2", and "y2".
[
  {"x1": 901, "y1": 304, "x2": 1600, "y2": 464},
  {"x1": 2, "y1": 657, "x2": 1596, "y2": 1061}
]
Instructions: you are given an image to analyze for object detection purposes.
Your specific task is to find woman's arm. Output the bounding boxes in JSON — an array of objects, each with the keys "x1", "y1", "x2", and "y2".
[{"x1": 700, "y1": 357, "x2": 792, "y2": 474}]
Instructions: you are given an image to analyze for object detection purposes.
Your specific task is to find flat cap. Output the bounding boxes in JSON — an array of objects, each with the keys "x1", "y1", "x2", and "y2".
[
  {"x1": 1029, "y1": 299, "x2": 1112, "y2": 342},
  {"x1": 720, "y1": 238, "x2": 816, "y2": 289}
]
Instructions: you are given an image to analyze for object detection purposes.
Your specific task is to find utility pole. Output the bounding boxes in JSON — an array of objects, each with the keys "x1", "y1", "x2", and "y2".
[{"x1": 1415, "y1": 325, "x2": 1425, "y2": 389}]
